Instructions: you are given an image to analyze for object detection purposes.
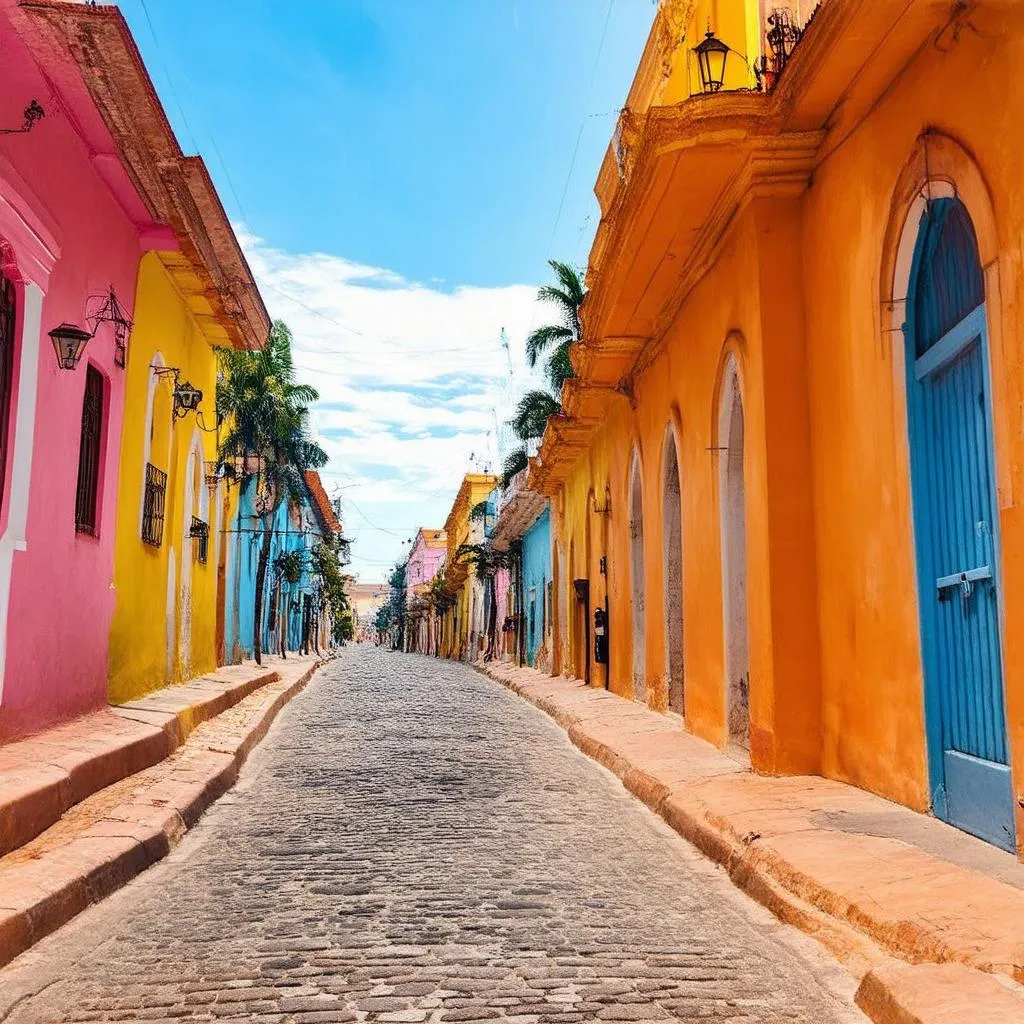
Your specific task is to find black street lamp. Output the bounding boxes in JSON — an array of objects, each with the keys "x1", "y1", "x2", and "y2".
[
  {"x1": 49, "y1": 323, "x2": 93, "y2": 371},
  {"x1": 173, "y1": 379, "x2": 203, "y2": 418},
  {"x1": 152, "y1": 366, "x2": 204, "y2": 419},
  {"x1": 86, "y1": 286, "x2": 134, "y2": 369},
  {"x1": 694, "y1": 28, "x2": 731, "y2": 94}
]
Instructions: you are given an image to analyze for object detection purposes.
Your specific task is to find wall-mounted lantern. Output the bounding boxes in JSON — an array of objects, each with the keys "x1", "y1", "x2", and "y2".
[
  {"x1": 591, "y1": 485, "x2": 612, "y2": 516},
  {"x1": 0, "y1": 100, "x2": 44, "y2": 136},
  {"x1": 153, "y1": 366, "x2": 204, "y2": 419},
  {"x1": 49, "y1": 322, "x2": 93, "y2": 370},
  {"x1": 86, "y1": 286, "x2": 134, "y2": 369},
  {"x1": 694, "y1": 27, "x2": 731, "y2": 94}
]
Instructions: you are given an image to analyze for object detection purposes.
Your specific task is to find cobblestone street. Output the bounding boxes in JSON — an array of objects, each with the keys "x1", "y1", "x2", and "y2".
[{"x1": 0, "y1": 647, "x2": 865, "y2": 1023}]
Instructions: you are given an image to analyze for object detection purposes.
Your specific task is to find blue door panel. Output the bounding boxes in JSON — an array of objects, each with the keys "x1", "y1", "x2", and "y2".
[
  {"x1": 907, "y1": 300, "x2": 1015, "y2": 852},
  {"x1": 944, "y1": 750, "x2": 1015, "y2": 851},
  {"x1": 905, "y1": 198, "x2": 1015, "y2": 852}
]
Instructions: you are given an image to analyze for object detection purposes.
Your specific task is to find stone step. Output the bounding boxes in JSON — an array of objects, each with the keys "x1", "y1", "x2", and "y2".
[
  {"x1": 0, "y1": 664, "x2": 279, "y2": 858},
  {"x1": 0, "y1": 656, "x2": 321, "y2": 969}
]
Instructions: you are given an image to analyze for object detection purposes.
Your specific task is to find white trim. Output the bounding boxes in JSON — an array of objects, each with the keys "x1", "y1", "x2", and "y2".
[
  {"x1": 178, "y1": 430, "x2": 203, "y2": 675},
  {"x1": 138, "y1": 353, "x2": 167, "y2": 535},
  {"x1": 0, "y1": 283, "x2": 42, "y2": 703}
]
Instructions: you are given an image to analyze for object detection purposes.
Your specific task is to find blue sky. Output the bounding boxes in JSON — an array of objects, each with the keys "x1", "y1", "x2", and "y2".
[{"x1": 117, "y1": 0, "x2": 654, "y2": 580}]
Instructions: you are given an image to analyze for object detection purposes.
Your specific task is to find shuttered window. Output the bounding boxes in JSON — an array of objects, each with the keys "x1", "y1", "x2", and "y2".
[
  {"x1": 0, "y1": 273, "x2": 15, "y2": 513},
  {"x1": 74, "y1": 365, "x2": 104, "y2": 535}
]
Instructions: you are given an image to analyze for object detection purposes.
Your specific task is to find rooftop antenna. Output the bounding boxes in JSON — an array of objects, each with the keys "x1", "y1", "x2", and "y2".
[{"x1": 500, "y1": 327, "x2": 513, "y2": 376}]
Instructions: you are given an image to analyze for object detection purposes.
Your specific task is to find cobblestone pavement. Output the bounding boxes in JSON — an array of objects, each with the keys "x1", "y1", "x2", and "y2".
[{"x1": 0, "y1": 647, "x2": 865, "y2": 1023}]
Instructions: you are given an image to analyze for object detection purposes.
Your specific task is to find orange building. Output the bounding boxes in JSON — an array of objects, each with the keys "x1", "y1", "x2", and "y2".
[{"x1": 533, "y1": 0, "x2": 1024, "y2": 856}]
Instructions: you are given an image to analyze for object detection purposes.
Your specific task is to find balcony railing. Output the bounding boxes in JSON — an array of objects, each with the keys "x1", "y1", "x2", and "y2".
[{"x1": 754, "y1": 3, "x2": 824, "y2": 92}]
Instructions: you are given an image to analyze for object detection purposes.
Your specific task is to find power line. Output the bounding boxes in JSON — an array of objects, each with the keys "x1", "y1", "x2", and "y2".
[
  {"x1": 136, "y1": 0, "x2": 201, "y2": 154},
  {"x1": 544, "y1": 0, "x2": 616, "y2": 258}
]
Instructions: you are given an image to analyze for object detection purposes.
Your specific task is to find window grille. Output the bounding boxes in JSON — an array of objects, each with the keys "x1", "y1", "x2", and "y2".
[
  {"x1": 74, "y1": 366, "x2": 104, "y2": 534},
  {"x1": 0, "y1": 273, "x2": 15, "y2": 513},
  {"x1": 190, "y1": 516, "x2": 209, "y2": 564},
  {"x1": 142, "y1": 462, "x2": 167, "y2": 546}
]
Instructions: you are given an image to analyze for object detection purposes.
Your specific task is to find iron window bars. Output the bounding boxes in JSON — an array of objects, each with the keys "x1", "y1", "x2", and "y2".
[
  {"x1": 190, "y1": 516, "x2": 209, "y2": 564},
  {"x1": 142, "y1": 462, "x2": 167, "y2": 546},
  {"x1": 0, "y1": 272, "x2": 15, "y2": 514},
  {"x1": 74, "y1": 366, "x2": 104, "y2": 535}
]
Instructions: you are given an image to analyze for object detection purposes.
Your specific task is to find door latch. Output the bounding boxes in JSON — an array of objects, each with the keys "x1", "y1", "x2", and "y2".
[{"x1": 936, "y1": 565, "x2": 991, "y2": 603}]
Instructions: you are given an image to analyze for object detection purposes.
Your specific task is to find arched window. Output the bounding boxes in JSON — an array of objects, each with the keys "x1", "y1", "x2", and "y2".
[
  {"x1": 718, "y1": 360, "x2": 749, "y2": 749},
  {"x1": 629, "y1": 450, "x2": 646, "y2": 704},
  {"x1": 0, "y1": 267, "x2": 17, "y2": 515},
  {"x1": 662, "y1": 427, "x2": 684, "y2": 715}
]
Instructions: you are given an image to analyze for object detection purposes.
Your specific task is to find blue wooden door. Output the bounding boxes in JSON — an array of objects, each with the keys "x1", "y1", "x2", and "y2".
[{"x1": 906, "y1": 199, "x2": 1015, "y2": 852}]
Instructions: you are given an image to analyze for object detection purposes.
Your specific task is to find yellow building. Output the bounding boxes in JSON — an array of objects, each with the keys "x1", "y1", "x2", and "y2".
[
  {"x1": 101, "y1": 41, "x2": 268, "y2": 702},
  {"x1": 439, "y1": 474, "x2": 496, "y2": 662}
]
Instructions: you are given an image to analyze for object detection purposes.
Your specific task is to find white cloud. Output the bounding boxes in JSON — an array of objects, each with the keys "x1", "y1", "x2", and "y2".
[{"x1": 239, "y1": 229, "x2": 547, "y2": 582}]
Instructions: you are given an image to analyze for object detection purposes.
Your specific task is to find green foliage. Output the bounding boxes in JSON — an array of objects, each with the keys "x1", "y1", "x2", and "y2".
[
  {"x1": 456, "y1": 542, "x2": 511, "y2": 582},
  {"x1": 502, "y1": 447, "x2": 529, "y2": 488},
  {"x1": 310, "y1": 541, "x2": 351, "y2": 645},
  {"x1": 510, "y1": 261, "x2": 586, "y2": 451},
  {"x1": 217, "y1": 320, "x2": 328, "y2": 511},
  {"x1": 216, "y1": 319, "x2": 328, "y2": 663},
  {"x1": 337, "y1": 609, "x2": 355, "y2": 643},
  {"x1": 512, "y1": 390, "x2": 560, "y2": 440},
  {"x1": 524, "y1": 260, "x2": 584, "y2": 367},
  {"x1": 274, "y1": 549, "x2": 304, "y2": 585},
  {"x1": 546, "y1": 339, "x2": 574, "y2": 393},
  {"x1": 374, "y1": 602, "x2": 393, "y2": 634},
  {"x1": 524, "y1": 323, "x2": 572, "y2": 369},
  {"x1": 470, "y1": 500, "x2": 491, "y2": 522}
]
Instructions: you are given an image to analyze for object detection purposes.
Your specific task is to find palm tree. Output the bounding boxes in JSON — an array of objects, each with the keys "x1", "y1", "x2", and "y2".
[
  {"x1": 511, "y1": 391, "x2": 560, "y2": 441},
  {"x1": 525, "y1": 260, "x2": 585, "y2": 370},
  {"x1": 457, "y1": 542, "x2": 512, "y2": 661},
  {"x1": 502, "y1": 447, "x2": 529, "y2": 488},
  {"x1": 218, "y1": 320, "x2": 328, "y2": 665},
  {"x1": 508, "y1": 262, "x2": 586, "y2": 459}
]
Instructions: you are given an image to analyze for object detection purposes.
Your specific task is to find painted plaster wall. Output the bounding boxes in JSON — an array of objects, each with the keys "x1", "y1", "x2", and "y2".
[
  {"x1": 0, "y1": 14, "x2": 143, "y2": 740},
  {"x1": 406, "y1": 534, "x2": 445, "y2": 591},
  {"x1": 798, "y1": 5, "x2": 1024, "y2": 818},
  {"x1": 108, "y1": 254, "x2": 219, "y2": 703},
  {"x1": 440, "y1": 475, "x2": 495, "y2": 661},
  {"x1": 553, "y1": 202, "x2": 821, "y2": 775},
  {"x1": 550, "y1": 0, "x2": 1024, "y2": 833},
  {"x1": 522, "y1": 508, "x2": 551, "y2": 668},
  {"x1": 224, "y1": 481, "x2": 326, "y2": 663}
]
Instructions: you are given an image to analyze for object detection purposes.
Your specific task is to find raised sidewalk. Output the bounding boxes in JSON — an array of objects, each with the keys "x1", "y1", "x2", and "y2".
[
  {"x1": 0, "y1": 655, "x2": 320, "y2": 969},
  {"x1": 476, "y1": 659, "x2": 1024, "y2": 1024}
]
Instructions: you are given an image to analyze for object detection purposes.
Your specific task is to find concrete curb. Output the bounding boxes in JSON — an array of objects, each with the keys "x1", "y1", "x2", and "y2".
[
  {"x1": 0, "y1": 660, "x2": 320, "y2": 970},
  {"x1": 0, "y1": 666, "x2": 280, "y2": 859},
  {"x1": 474, "y1": 661, "x2": 1024, "y2": 1024}
]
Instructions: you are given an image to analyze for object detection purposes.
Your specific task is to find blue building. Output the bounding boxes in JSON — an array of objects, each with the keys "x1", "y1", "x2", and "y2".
[
  {"x1": 491, "y1": 469, "x2": 552, "y2": 670},
  {"x1": 521, "y1": 507, "x2": 551, "y2": 668},
  {"x1": 224, "y1": 470, "x2": 340, "y2": 662}
]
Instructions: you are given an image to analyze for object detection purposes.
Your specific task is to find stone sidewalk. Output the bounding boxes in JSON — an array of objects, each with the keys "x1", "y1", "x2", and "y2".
[
  {"x1": 0, "y1": 655, "x2": 321, "y2": 968},
  {"x1": 475, "y1": 659, "x2": 1024, "y2": 1024}
]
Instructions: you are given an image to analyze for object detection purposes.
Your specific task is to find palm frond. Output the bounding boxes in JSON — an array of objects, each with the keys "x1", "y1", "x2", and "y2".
[
  {"x1": 502, "y1": 447, "x2": 529, "y2": 488},
  {"x1": 525, "y1": 323, "x2": 572, "y2": 367},
  {"x1": 511, "y1": 390, "x2": 560, "y2": 441},
  {"x1": 546, "y1": 339, "x2": 574, "y2": 394}
]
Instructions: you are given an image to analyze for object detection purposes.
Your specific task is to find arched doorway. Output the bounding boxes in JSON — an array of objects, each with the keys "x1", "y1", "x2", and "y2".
[
  {"x1": 662, "y1": 428, "x2": 684, "y2": 714},
  {"x1": 719, "y1": 362, "x2": 749, "y2": 749},
  {"x1": 905, "y1": 196, "x2": 1014, "y2": 851},
  {"x1": 629, "y1": 451, "x2": 646, "y2": 704}
]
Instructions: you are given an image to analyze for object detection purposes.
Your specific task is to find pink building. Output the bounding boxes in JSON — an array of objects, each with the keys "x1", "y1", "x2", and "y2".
[
  {"x1": 0, "y1": 1, "x2": 177, "y2": 740},
  {"x1": 405, "y1": 528, "x2": 446, "y2": 654}
]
